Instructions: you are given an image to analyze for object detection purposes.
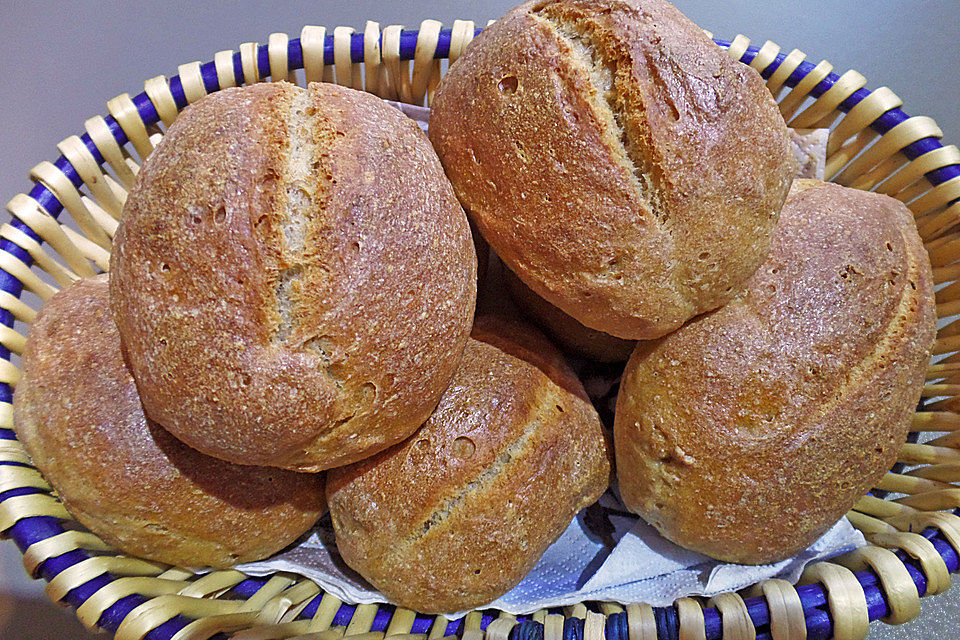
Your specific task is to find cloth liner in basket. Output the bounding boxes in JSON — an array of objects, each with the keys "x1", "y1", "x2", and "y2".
[{"x1": 1, "y1": 20, "x2": 960, "y2": 640}]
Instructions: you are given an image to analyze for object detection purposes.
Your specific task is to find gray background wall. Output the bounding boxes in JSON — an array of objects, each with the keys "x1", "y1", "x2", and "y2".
[{"x1": 0, "y1": 1, "x2": 957, "y2": 638}]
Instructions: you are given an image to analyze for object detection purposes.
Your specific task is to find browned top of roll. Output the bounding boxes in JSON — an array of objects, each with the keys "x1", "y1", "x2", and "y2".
[
  {"x1": 430, "y1": 0, "x2": 794, "y2": 340},
  {"x1": 110, "y1": 82, "x2": 476, "y2": 472},
  {"x1": 327, "y1": 338, "x2": 610, "y2": 613},
  {"x1": 614, "y1": 180, "x2": 936, "y2": 564},
  {"x1": 13, "y1": 276, "x2": 326, "y2": 568}
]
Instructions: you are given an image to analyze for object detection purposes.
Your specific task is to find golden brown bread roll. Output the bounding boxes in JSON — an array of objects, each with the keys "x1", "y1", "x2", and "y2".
[
  {"x1": 111, "y1": 82, "x2": 476, "y2": 472},
  {"x1": 615, "y1": 180, "x2": 935, "y2": 564},
  {"x1": 503, "y1": 267, "x2": 636, "y2": 362},
  {"x1": 13, "y1": 276, "x2": 326, "y2": 568},
  {"x1": 429, "y1": 0, "x2": 795, "y2": 340},
  {"x1": 327, "y1": 326, "x2": 610, "y2": 613}
]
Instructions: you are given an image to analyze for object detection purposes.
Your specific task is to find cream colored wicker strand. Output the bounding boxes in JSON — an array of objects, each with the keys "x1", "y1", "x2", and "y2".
[
  {"x1": 45, "y1": 555, "x2": 168, "y2": 603},
  {"x1": 257, "y1": 580, "x2": 321, "y2": 626},
  {"x1": 836, "y1": 547, "x2": 920, "y2": 625},
  {"x1": 382, "y1": 25, "x2": 412, "y2": 104},
  {"x1": 798, "y1": 563, "x2": 869, "y2": 640},
  {"x1": 107, "y1": 93, "x2": 155, "y2": 161},
  {"x1": 0, "y1": 465, "x2": 49, "y2": 493},
  {"x1": 363, "y1": 22, "x2": 385, "y2": 97},
  {"x1": 233, "y1": 620, "x2": 328, "y2": 640},
  {"x1": 269, "y1": 33, "x2": 292, "y2": 82},
  {"x1": 176, "y1": 61, "x2": 207, "y2": 105},
  {"x1": 879, "y1": 145, "x2": 960, "y2": 197},
  {"x1": 57, "y1": 135, "x2": 124, "y2": 219},
  {"x1": 114, "y1": 594, "x2": 246, "y2": 640},
  {"x1": 301, "y1": 27, "x2": 333, "y2": 86},
  {"x1": 449, "y1": 20, "x2": 477, "y2": 66},
  {"x1": 909, "y1": 176, "x2": 960, "y2": 222},
  {"x1": 0, "y1": 324, "x2": 26, "y2": 357},
  {"x1": 790, "y1": 69, "x2": 867, "y2": 130},
  {"x1": 76, "y1": 578, "x2": 188, "y2": 630},
  {"x1": 384, "y1": 609, "x2": 417, "y2": 637},
  {"x1": 543, "y1": 614, "x2": 565, "y2": 640},
  {"x1": 0, "y1": 493, "x2": 70, "y2": 534},
  {"x1": 333, "y1": 27, "x2": 364, "y2": 90},
  {"x1": 310, "y1": 593, "x2": 344, "y2": 632},
  {"x1": 747, "y1": 40, "x2": 780, "y2": 77},
  {"x1": 240, "y1": 42, "x2": 262, "y2": 85},
  {"x1": 847, "y1": 510, "x2": 900, "y2": 536},
  {"x1": 707, "y1": 593, "x2": 755, "y2": 640},
  {"x1": 0, "y1": 438, "x2": 32, "y2": 467},
  {"x1": 144, "y1": 76, "x2": 180, "y2": 127},
  {"x1": 625, "y1": 604, "x2": 657, "y2": 640},
  {"x1": 485, "y1": 613, "x2": 517, "y2": 640},
  {"x1": 876, "y1": 470, "x2": 953, "y2": 495},
  {"x1": 834, "y1": 116, "x2": 943, "y2": 188},
  {"x1": 343, "y1": 603, "x2": 379, "y2": 636},
  {"x1": 675, "y1": 597, "x2": 706, "y2": 640},
  {"x1": 0, "y1": 223, "x2": 78, "y2": 287},
  {"x1": 745, "y1": 580, "x2": 806, "y2": 640},
  {"x1": 0, "y1": 289, "x2": 37, "y2": 324},
  {"x1": 412, "y1": 20, "x2": 443, "y2": 106},
  {"x1": 28, "y1": 161, "x2": 112, "y2": 249},
  {"x1": 6, "y1": 193, "x2": 95, "y2": 277},
  {"x1": 869, "y1": 532, "x2": 951, "y2": 596},
  {"x1": 0, "y1": 358, "x2": 19, "y2": 388},
  {"x1": 725, "y1": 35, "x2": 750, "y2": 62},
  {"x1": 916, "y1": 200, "x2": 960, "y2": 245},
  {"x1": 84, "y1": 115, "x2": 139, "y2": 189},
  {"x1": 827, "y1": 86, "x2": 903, "y2": 160},
  {"x1": 214, "y1": 50, "x2": 238, "y2": 89},
  {"x1": 460, "y1": 611, "x2": 483, "y2": 640},
  {"x1": 778, "y1": 59, "x2": 833, "y2": 122},
  {"x1": 765, "y1": 48, "x2": 806, "y2": 99},
  {"x1": 60, "y1": 224, "x2": 111, "y2": 271}
]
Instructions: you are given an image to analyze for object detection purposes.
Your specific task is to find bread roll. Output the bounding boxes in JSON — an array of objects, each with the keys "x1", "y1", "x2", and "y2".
[
  {"x1": 504, "y1": 267, "x2": 636, "y2": 362},
  {"x1": 111, "y1": 82, "x2": 476, "y2": 472},
  {"x1": 13, "y1": 276, "x2": 326, "y2": 568},
  {"x1": 327, "y1": 324, "x2": 610, "y2": 612},
  {"x1": 615, "y1": 180, "x2": 935, "y2": 564},
  {"x1": 429, "y1": 0, "x2": 795, "y2": 340}
]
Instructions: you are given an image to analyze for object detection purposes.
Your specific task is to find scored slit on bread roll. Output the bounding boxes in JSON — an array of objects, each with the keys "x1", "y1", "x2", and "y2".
[
  {"x1": 430, "y1": 0, "x2": 796, "y2": 340},
  {"x1": 13, "y1": 276, "x2": 326, "y2": 568},
  {"x1": 110, "y1": 82, "x2": 476, "y2": 472},
  {"x1": 327, "y1": 317, "x2": 610, "y2": 613},
  {"x1": 615, "y1": 180, "x2": 936, "y2": 564}
]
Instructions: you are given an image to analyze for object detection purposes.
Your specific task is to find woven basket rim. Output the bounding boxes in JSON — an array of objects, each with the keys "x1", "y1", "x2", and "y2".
[{"x1": 2, "y1": 23, "x2": 960, "y2": 640}]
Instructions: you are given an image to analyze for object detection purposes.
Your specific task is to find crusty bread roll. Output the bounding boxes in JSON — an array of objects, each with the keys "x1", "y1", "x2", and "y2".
[
  {"x1": 327, "y1": 322, "x2": 610, "y2": 613},
  {"x1": 503, "y1": 267, "x2": 636, "y2": 362},
  {"x1": 615, "y1": 180, "x2": 935, "y2": 564},
  {"x1": 429, "y1": 0, "x2": 795, "y2": 340},
  {"x1": 111, "y1": 82, "x2": 476, "y2": 472},
  {"x1": 13, "y1": 276, "x2": 326, "y2": 568}
]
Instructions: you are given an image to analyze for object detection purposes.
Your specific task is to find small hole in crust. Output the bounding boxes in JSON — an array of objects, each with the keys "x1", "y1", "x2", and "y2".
[
  {"x1": 190, "y1": 213, "x2": 203, "y2": 225},
  {"x1": 214, "y1": 205, "x2": 227, "y2": 225},
  {"x1": 241, "y1": 373, "x2": 252, "y2": 386},
  {"x1": 498, "y1": 75, "x2": 519, "y2": 94},
  {"x1": 350, "y1": 241, "x2": 361, "y2": 253},
  {"x1": 886, "y1": 242, "x2": 894, "y2": 252},
  {"x1": 452, "y1": 436, "x2": 476, "y2": 459},
  {"x1": 158, "y1": 338, "x2": 168, "y2": 347},
  {"x1": 160, "y1": 263, "x2": 170, "y2": 273},
  {"x1": 474, "y1": 569, "x2": 481, "y2": 575},
  {"x1": 698, "y1": 251, "x2": 710, "y2": 261},
  {"x1": 909, "y1": 280, "x2": 917, "y2": 290},
  {"x1": 556, "y1": 404, "x2": 565, "y2": 413}
]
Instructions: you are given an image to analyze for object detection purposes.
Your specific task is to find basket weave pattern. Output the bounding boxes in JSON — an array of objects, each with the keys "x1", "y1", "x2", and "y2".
[{"x1": 2, "y1": 21, "x2": 960, "y2": 640}]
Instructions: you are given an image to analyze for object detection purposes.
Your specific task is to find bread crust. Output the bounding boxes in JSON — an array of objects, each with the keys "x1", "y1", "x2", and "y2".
[
  {"x1": 429, "y1": 0, "x2": 794, "y2": 339},
  {"x1": 327, "y1": 331, "x2": 610, "y2": 613},
  {"x1": 111, "y1": 82, "x2": 476, "y2": 471},
  {"x1": 614, "y1": 180, "x2": 936, "y2": 564},
  {"x1": 503, "y1": 267, "x2": 636, "y2": 361},
  {"x1": 13, "y1": 276, "x2": 326, "y2": 568}
]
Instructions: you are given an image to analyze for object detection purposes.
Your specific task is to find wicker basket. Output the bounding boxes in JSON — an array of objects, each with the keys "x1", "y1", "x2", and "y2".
[{"x1": 2, "y1": 19, "x2": 960, "y2": 640}]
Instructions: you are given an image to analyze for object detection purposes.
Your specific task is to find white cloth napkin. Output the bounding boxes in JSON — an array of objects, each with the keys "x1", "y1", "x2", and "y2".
[{"x1": 235, "y1": 488, "x2": 864, "y2": 618}]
